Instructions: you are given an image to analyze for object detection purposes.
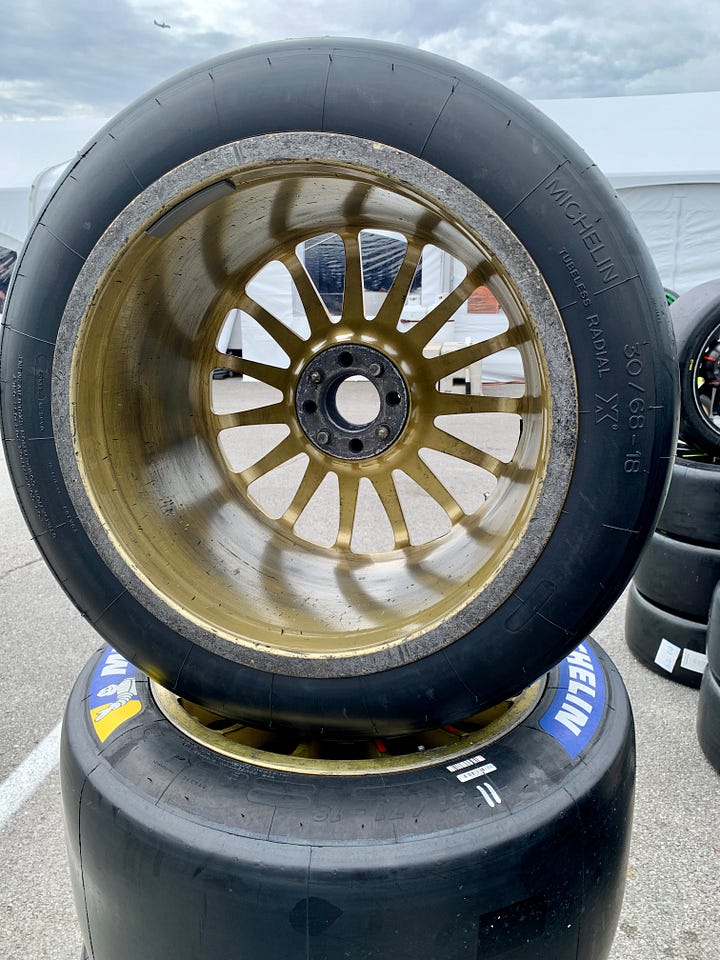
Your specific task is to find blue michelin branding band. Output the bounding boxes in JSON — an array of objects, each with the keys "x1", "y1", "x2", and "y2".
[
  {"x1": 88, "y1": 647, "x2": 142, "y2": 743},
  {"x1": 539, "y1": 642, "x2": 606, "y2": 759}
]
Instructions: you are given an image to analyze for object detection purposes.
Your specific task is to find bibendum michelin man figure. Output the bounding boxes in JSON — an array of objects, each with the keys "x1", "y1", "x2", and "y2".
[{"x1": 95, "y1": 677, "x2": 138, "y2": 720}]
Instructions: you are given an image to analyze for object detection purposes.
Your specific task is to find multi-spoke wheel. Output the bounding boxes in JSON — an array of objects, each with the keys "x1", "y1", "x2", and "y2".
[
  {"x1": 207, "y1": 231, "x2": 534, "y2": 558},
  {"x1": 673, "y1": 280, "x2": 720, "y2": 456},
  {"x1": 1, "y1": 39, "x2": 676, "y2": 733}
]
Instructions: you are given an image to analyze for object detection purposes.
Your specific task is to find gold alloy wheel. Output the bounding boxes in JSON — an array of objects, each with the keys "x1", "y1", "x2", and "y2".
[
  {"x1": 57, "y1": 134, "x2": 575, "y2": 677},
  {"x1": 151, "y1": 675, "x2": 545, "y2": 775}
]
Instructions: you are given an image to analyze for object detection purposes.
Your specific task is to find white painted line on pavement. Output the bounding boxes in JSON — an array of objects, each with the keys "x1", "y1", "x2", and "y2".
[{"x1": 0, "y1": 720, "x2": 62, "y2": 831}]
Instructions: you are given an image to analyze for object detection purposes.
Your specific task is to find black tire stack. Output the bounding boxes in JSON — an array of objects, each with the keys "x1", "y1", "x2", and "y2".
[
  {"x1": 626, "y1": 282, "x2": 720, "y2": 688},
  {"x1": 1, "y1": 39, "x2": 678, "y2": 960}
]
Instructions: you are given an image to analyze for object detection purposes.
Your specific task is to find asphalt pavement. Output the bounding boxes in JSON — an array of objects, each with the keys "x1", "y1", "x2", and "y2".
[{"x1": 0, "y1": 441, "x2": 718, "y2": 960}]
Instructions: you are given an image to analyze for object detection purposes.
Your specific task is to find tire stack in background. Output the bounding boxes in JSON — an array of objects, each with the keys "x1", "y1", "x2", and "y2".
[
  {"x1": 0, "y1": 39, "x2": 679, "y2": 960},
  {"x1": 625, "y1": 441, "x2": 720, "y2": 685},
  {"x1": 626, "y1": 281, "x2": 720, "y2": 689}
]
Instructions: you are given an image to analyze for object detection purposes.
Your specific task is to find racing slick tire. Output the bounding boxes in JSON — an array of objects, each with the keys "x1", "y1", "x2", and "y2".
[
  {"x1": 624, "y1": 583, "x2": 707, "y2": 687},
  {"x1": 2, "y1": 38, "x2": 676, "y2": 734},
  {"x1": 697, "y1": 582, "x2": 720, "y2": 769},
  {"x1": 63, "y1": 638, "x2": 634, "y2": 960},
  {"x1": 632, "y1": 531, "x2": 720, "y2": 622},
  {"x1": 705, "y1": 580, "x2": 720, "y2": 678},
  {"x1": 697, "y1": 666, "x2": 720, "y2": 771},
  {"x1": 656, "y1": 448, "x2": 720, "y2": 544}
]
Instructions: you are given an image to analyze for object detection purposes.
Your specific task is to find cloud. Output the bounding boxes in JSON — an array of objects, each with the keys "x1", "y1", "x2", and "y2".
[{"x1": 2, "y1": 0, "x2": 720, "y2": 120}]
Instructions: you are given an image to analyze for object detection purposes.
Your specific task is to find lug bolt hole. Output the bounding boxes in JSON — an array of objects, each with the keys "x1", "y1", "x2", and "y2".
[
  {"x1": 386, "y1": 391, "x2": 401, "y2": 406},
  {"x1": 349, "y1": 439, "x2": 364, "y2": 453},
  {"x1": 339, "y1": 351, "x2": 354, "y2": 367},
  {"x1": 303, "y1": 400, "x2": 318, "y2": 414}
]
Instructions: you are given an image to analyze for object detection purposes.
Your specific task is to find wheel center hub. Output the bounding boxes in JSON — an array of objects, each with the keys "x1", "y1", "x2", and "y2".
[
  {"x1": 701, "y1": 343, "x2": 720, "y2": 385},
  {"x1": 296, "y1": 344, "x2": 409, "y2": 459}
]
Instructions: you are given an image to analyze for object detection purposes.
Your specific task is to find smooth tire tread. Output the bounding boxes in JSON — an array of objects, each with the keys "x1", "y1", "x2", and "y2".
[
  {"x1": 624, "y1": 583, "x2": 708, "y2": 687},
  {"x1": 633, "y1": 531, "x2": 720, "y2": 621},
  {"x1": 656, "y1": 451, "x2": 720, "y2": 545},
  {"x1": 697, "y1": 666, "x2": 720, "y2": 771},
  {"x1": 62, "y1": 639, "x2": 634, "y2": 960},
  {"x1": 706, "y1": 581, "x2": 720, "y2": 678}
]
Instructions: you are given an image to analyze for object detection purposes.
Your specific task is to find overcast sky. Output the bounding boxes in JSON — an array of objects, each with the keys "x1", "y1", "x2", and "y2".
[{"x1": 3, "y1": 0, "x2": 720, "y2": 120}]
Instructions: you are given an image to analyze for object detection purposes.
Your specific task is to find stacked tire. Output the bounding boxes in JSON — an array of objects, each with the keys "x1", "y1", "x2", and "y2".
[
  {"x1": 625, "y1": 444, "x2": 720, "y2": 685},
  {"x1": 698, "y1": 584, "x2": 720, "y2": 770},
  {"x1": 67, "y1": 638, "x2": 634, "y2": 960},
  {"x1": 626, "y1": 281, "x2": 720, "y2": 686},
  {"x1": 1, "y1": 39, "x2": 677, "y2": 960}
]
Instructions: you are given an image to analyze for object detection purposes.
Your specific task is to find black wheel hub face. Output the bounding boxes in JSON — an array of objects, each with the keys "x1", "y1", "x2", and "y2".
[
  {"x1": 700, "y1": 342, "x2": 720, "y2": 386},
  {"x1": 295, "y1": 344, "x2": 409, "y2": 460}
]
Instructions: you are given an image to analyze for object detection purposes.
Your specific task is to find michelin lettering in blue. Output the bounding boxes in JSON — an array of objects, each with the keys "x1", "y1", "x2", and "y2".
[{"x1": 538, "y1": 642, "x2": 606, "y2": 759}]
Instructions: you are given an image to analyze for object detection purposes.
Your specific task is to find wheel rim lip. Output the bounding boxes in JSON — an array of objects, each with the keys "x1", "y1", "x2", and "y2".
[
  {"x1": 150, "y1": 674, "x2": 546, "y2": 775},
  {"x1": 53, "y1": 133, "x2": 577, "y2": 677}
]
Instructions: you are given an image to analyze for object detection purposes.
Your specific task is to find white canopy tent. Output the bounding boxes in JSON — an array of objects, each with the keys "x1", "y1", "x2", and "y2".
[
  {"x1": 536, "y1": 91, "x2": 720, "y2": 295},
  {"x1": 0, "y1": 117, "x2": 108, "y2": 252}
]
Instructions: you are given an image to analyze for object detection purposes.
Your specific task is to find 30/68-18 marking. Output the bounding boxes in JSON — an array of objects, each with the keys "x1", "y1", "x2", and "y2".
[{"x1": 624, "y1": 342, "x2": 646, "y2": 474}]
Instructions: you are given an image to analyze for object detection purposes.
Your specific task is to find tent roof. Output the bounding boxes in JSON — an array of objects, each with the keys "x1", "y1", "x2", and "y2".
[
  {"x1": 0, "y1": 117, "x2": 108, "y2": 189},
  {"x1": 1, "y1": 90, "x2": 719, "y2": 192},
  {"x1": 535, "y1": 91, "x2": 720, "y2": 185}
]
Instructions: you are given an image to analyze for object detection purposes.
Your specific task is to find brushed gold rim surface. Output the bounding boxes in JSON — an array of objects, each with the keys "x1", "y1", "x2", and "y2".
[{"x1": 56, "y1": 134, "x2": 576, "y2": 675}]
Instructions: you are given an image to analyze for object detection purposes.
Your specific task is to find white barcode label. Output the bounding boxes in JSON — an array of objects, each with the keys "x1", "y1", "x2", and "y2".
[
  {"x1": 680, "y1": 648, "x2": 708, "y2": 674},
  {"x1": 457, "y1": 763, "x2": 497, "y2": 782},
  {"x1": 655, "y1": 638, "x2": 681, "y2": 673}
]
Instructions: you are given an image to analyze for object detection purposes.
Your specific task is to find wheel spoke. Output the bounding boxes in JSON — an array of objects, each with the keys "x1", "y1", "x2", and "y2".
[
  {"x1": 335, "y1": 475, "x2": 360, "y2": 550},
  {"x1": 218, "y1": 354, "x2": 289, "y2": 391},
  {"x1": 239, "y1": 434, "x2": 303, "y2": 485},
  {"x1": 403, "y1": 458, "x2": 464, "y2": 523},
  {"x1": 406, "y1": 263, "x2": 494, "y2": 348},
  {"x1": 435, "y1": 393, "x2": 528, "y2": 416},
  {"x1": 280, "y1": 459, "x2": 327, "y2": 527},
  {"x1": 371, "y1": 475, "x2": 411, "y2": 549},
  {"x1": 373, "y1": 238, "x2": 424, "y2": 329},
  {"x1": 341, "y1": 233, "x2": 365, "y2": 322},
  {"x1": 237, "y1": 295, "x2": 306, "y2": 358},
  {"x1": 428, "y1": 327, "x2": 529, "y2": 381},
  {"x1": 425, "y1": 426, "x2": 506, "y2": 478},
  {"x1": 283, "y1": 250, "x2": 331, "y2": 334},
  {"x1": 710, "y1": 385, "x2": 718, "y2": 419},
  {"x1": 214, "y1": 402, "x2": 288, "y2": 430}
]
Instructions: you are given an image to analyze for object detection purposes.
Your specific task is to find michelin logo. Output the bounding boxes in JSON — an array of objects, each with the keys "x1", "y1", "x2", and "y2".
[
  {"x1": 88, "y1": 647, "x2": 142, "y2": 743},
  {"x1": 539, "y1": 642, "x2": 606, "y2": 759}
]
